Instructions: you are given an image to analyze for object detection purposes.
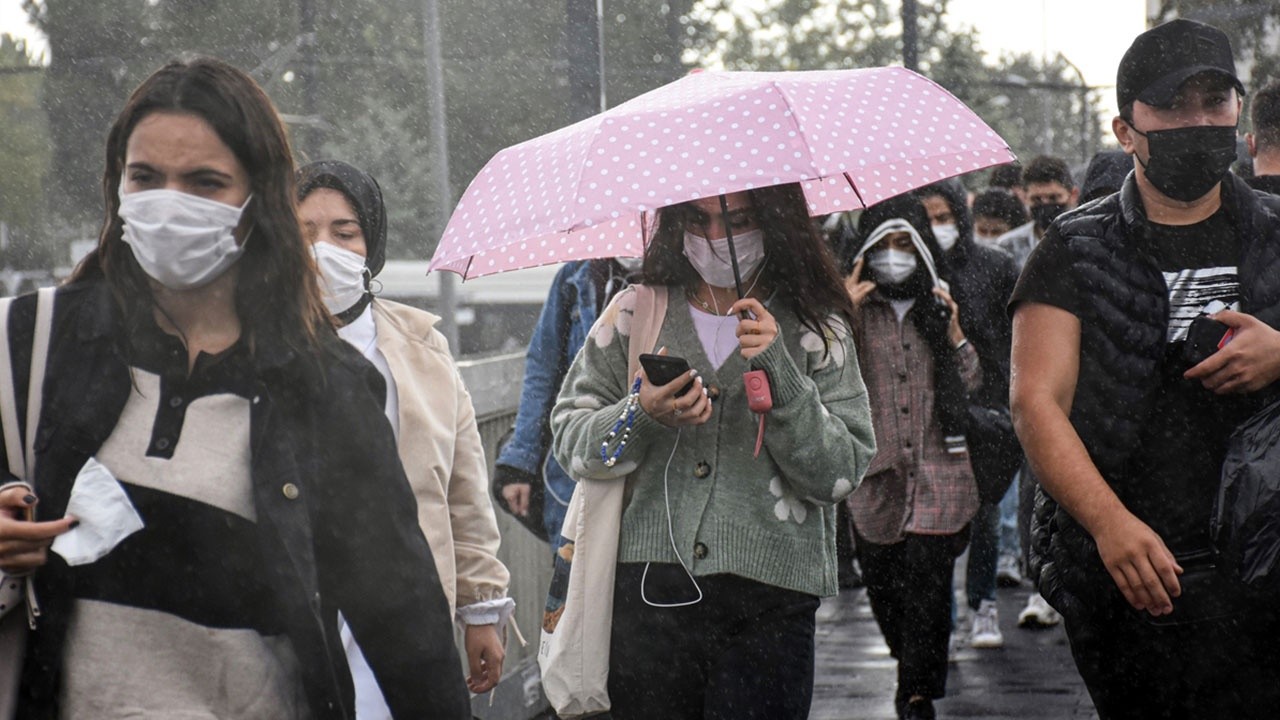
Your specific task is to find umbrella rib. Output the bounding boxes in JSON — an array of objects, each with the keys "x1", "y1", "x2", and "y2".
[
  {"x1": 842, "y1": 172, "x2": 867, "y2": 209},
  {"x1": 769, "y1": 80, "x2": 822, "y2": 181}
]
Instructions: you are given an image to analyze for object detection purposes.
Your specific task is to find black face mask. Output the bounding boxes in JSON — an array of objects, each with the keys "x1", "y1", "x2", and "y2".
[
  {"x1": 1031, "y1": 203, "x2": 1067, "y2": 232},
  {"x1": 1129, "y1": 123, "x2": 1237, "y2": 202}
]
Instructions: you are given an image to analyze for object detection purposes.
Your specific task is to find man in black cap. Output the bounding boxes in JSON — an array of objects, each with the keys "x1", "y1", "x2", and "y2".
[
  {"x1": 1246, "y1": 80, "x2": 1280, "y2": 194},
  {"x1": 1009, "y1": 18, "x2": 1280, "y2": 719}
]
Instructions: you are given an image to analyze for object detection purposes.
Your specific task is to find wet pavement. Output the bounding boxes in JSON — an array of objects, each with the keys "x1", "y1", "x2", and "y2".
[{"x1": 810, "y1": 583, "x2": 1099, "y2": 719}]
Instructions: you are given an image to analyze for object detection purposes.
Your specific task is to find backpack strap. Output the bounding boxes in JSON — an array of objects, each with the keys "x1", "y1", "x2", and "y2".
[
  {"x1": 626, "y1": 284, "x2": 668, "y2": 382},
  {"x1": 0, "y1": 297, "x2": 21, "y2": 481},
  {"x1": 0, "y1": 287, "x2": 55, "y2": 483}
]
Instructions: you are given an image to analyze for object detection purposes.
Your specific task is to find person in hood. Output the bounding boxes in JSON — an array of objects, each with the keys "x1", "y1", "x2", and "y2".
[
  {"x1": 297, "y1": 160, "x2": 514, "y2": 713},
  {"x1": 493, "y1": 257, "x2": 640, "y2": 545},
  {"x1": 996, "y1": 156, "x2": 1079, "y2": 271},
  {"x1": 0, "y1": 59, "x2": 470, "y2": 719},
  {"x1": 1011, "y1": 19, "x2": 1280, "y2": 718},
  {"x1": 918, "y1": 179, "x2": 1021, "y2": 651},
  {"x1": 844, "y1": 193, "x2": 980, "y2": 720},
  {"x1": 971, "y1": 188, "x2": 1029, "y2": 246},
  {"x1": 1079, "y1": 150, "x2": 1132, "y2": 204},
  {"x1": 1245, "y1": 80, "x2": 1280, "y2": 195},
  {"x1": 550, "y1": 185, "x2": 875, "y2": 720}
]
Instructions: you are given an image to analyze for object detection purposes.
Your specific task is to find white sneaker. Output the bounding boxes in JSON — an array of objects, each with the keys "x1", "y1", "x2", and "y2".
[
  {"x1": 1017, "y1": 592, "x2": 1062, "y2": 628},
  {"x1": 996, "y1": 554, "x2": 1023, "y2": 586},
  {"x1": 970, "y1": 599, "x2": 1004, "y2": 648}
]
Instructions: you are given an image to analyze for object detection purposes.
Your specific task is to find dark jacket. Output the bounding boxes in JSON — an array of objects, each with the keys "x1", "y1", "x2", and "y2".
[
  {"x1": 2, "y1": 281, "x2": 470, "y2": 720},
  {"x1": 923, "y1": 180, "x2": 1022, "y2": 491},
  {"x1": 1027, "y1": 173, "x2": 1280, "y2": 614}
]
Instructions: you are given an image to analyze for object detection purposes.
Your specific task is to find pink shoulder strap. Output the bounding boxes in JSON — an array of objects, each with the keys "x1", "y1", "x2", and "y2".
[{"x1": 625, "y1": 284, "x2": 668, "y2": 381}]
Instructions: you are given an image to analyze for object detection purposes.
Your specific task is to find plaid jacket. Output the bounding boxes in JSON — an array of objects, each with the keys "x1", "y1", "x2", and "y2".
[{"x1": 847, "y1": 294, "x2": 981, "y2": 544}]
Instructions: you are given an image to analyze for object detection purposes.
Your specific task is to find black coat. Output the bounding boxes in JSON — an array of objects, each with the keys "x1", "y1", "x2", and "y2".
[
  {"x1": 926, "y1": 180, "x2": 1022, "y2": 493},
  {"x1": 1029, "y1": 173, "x2": 1280, "y2": 614},
  {"x1": 2, "y1": 281, "x2": 470, "y2": 720}
]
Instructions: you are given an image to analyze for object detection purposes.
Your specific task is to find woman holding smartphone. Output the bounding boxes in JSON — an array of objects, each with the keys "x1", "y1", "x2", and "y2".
[
  {"x1": 0, "y1": 59, "x2": 468, "y2": 719},
  {"x1": 549, "y1": 184, "x2": 877, "y2": 720}
]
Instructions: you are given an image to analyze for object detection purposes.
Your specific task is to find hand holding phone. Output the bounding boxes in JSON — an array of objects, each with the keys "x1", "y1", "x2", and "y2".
[
  {"x1": 1183, "y1": 316, "x2": 1234, "y2": 368},
  {"x1": 638, "y1": 353, "x2": 695, "y2": 395}
]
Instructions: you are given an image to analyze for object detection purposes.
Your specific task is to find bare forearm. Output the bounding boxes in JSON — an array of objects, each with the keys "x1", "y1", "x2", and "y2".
[{"x1": 1014, "y1": 396, "x2": 1127, "y2": 539}]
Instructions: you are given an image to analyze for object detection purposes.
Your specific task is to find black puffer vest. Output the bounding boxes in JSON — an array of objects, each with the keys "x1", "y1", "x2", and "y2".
[{"x1": 1033, "y1": 172, "x2": 1280, "y2": 612}]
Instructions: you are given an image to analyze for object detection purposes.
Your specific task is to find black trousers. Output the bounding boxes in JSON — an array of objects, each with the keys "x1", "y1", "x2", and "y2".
[
  {"x1": 855, "y1": 530, "x2": 968, "y2": 702},
  {"x1": 607, "y1": 562, "x2": 820, "y2": 720},
  {"x1": 1063, "y1": 596, "x2": 1280, "y2": 719}
]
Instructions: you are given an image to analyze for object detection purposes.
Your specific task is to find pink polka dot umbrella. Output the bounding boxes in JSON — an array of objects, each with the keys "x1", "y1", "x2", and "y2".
[{"x1": 429, "y1": 66, "x2": 1015, "y2": 279}]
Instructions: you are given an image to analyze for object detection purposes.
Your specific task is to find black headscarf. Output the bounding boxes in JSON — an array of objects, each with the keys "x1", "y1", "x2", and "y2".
[
  {"x1": 918, "y1": 179, "x2": 975, "y2": 265},
  {"x1": 851, "y1": 194, "x2": 969, "y2": 440},
  {"x1": 297, "y1": 160, "x2": 388, "y2": 322}
]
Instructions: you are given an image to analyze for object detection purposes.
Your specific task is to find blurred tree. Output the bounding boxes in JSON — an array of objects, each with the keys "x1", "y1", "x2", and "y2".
[
  {"x1": 0, "y1": 34, "x2": 55, "y2": 269},
  {"x1": 682, "y1": 0, "x2": 1107, "y2": 179},
  {"x1": 1152, "y1": 1, "x2": 1280, "y2": 90},
  {"x1": 25, "y1": 0, "x2": 151, "y2": 240}
]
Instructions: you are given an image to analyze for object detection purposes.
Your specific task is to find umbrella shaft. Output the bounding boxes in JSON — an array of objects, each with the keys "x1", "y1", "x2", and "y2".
[{"x1": 718, "y1": 195, "x2": 747, "y2": 307}]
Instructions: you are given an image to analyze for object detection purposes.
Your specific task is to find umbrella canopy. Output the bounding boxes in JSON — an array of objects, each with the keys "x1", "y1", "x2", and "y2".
[{"x1": 430, "y1": 66, "x2": 1014, "y2": 279}]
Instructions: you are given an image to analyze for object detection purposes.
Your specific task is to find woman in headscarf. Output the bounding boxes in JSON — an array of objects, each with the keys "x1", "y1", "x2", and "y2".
[
  {"x1": 297, "y1": 160, "x2": 514, "y2": 715},
  {"x1": 844, "y1": 193, "x2": 981, "y2": 720}
]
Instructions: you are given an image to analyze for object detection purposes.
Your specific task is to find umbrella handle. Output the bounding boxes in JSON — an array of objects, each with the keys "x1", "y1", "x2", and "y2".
[{"x1": 718, "y1": 194, "x2": 750, "y2": 319}]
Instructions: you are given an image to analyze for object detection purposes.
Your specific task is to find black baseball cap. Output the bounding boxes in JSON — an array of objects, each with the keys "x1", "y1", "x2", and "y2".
[{"x1": 1116, "y1": 19, "x2": 1243, "y2": 111}]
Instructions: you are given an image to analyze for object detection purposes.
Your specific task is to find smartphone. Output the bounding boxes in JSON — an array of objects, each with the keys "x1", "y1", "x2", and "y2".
[
  {"x1": 638, "y1": 353, "x2": 695, "y2": 395},
  {"x1": 1183, "y1": 316, "x2": 1233, "y2": 367}
]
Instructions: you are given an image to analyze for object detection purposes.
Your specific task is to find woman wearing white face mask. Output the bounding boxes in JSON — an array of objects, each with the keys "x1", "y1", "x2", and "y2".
[
  {"x1": 297, "y1": 160, "x2": 514, "y2": 713},
  {"x1": 0, "y1": 60, "x2": 470, "y2": 719},
  {"x1": 843, "y1": 193, "x2": 981, "y2": 720},
  {"x1": 549, "y1": 184, "x2": 876, "y2": 719}
]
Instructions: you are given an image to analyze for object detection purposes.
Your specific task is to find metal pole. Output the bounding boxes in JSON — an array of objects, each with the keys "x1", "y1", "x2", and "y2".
[
  {"x1": 901, "y1": 0, "x2": 918, "y2": 71},
  {"x1": 1059, "y1": 54, "x2": 1091, "y2": 165},
  {"x1": 423, "y1": 0, "x2": 460, "y2": 351},
  {"x1": 566, "y1": 0, "x2": 607, "y2": 120},
  {"x1": 297, "y1": 0, "x2": 320, "y2": 159}
]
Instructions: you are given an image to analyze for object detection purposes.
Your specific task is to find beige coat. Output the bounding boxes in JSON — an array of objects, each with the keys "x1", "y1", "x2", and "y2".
[{"x1": 372, "y1": 299, "x2": 509, "y2": 615}]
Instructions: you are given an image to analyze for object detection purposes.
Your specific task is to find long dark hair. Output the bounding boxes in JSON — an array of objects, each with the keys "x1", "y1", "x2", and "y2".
[
  {"x1": 642, "y1": 183, "x2": 856, "y2": 350},
  {"x1": 69, "y1": 57, "x2": 329, "y2": 354}
]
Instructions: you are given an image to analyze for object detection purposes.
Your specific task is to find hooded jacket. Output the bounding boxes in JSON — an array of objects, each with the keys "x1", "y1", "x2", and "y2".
[{"x1": 1023, "y1": 173, "x2": 1280, "y2": 614}]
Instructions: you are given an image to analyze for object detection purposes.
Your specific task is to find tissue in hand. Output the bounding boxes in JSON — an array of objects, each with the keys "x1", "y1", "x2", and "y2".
[{"x1": 50, "y1": 458, "x2": 145, "y2": 566}]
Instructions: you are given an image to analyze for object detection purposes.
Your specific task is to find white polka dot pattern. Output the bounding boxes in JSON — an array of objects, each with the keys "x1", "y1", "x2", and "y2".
[{"x1": 430, "y1": 66, "x2": 1015, "y2": 279}]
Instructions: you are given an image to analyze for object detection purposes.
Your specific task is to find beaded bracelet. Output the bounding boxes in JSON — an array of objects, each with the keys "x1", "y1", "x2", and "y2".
[{"x1": 601, "y1": 377, "x2": 644, "y2": 467}]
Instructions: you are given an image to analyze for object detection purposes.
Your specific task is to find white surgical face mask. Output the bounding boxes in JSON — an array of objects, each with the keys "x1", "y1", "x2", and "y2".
[
  {"x1": 119, "y1": 188, "x2": 250, "y2": 290},
  {"x1": 311, "y1": 241, "x2": 369, "y2": 315},
  {"x1": 931, "y1": 223, "x2": 959, "y2": 252},
  {"x1": 682, "y1": 228, "x2": 766, "y2": 288},
  {"x1": 975, "y1": 233, "x2": 1002, "y2": 246},
  {"x1": 866, "y1": 248, "x2": 917, "y2": 284}
]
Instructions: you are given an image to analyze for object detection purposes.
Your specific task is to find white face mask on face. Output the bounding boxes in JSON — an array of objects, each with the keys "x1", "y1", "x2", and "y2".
[
  {"x1": 974, "y1": 233, "x2": 1002, "y2": 246},
  {"x1": 118, "y1": 188, "x2": 251, "y2": 290},
  {"x1": 866, "y1": 248, "x2": 918, "y2": 284},
  {"x1": 682, "y1": 228, "x2": 766, "y2": 288},
  {"x1": 932, "y1": 223, "x2": 959, "y2": 252},
  {"x1": 311, "y1": 241, "x2": 369, "y2": 315}
]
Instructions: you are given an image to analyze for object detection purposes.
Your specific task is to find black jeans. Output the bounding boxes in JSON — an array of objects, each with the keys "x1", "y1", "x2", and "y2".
[
  {"x1": 607, "y1": 562, "x2": 820, "y2": 720},
  {"x1": 1063, "y1": 595, "x2": 1280, "y2": 719},
  {"x1": 855, "y1": 530, "x2": 968, "y2": 702}
]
